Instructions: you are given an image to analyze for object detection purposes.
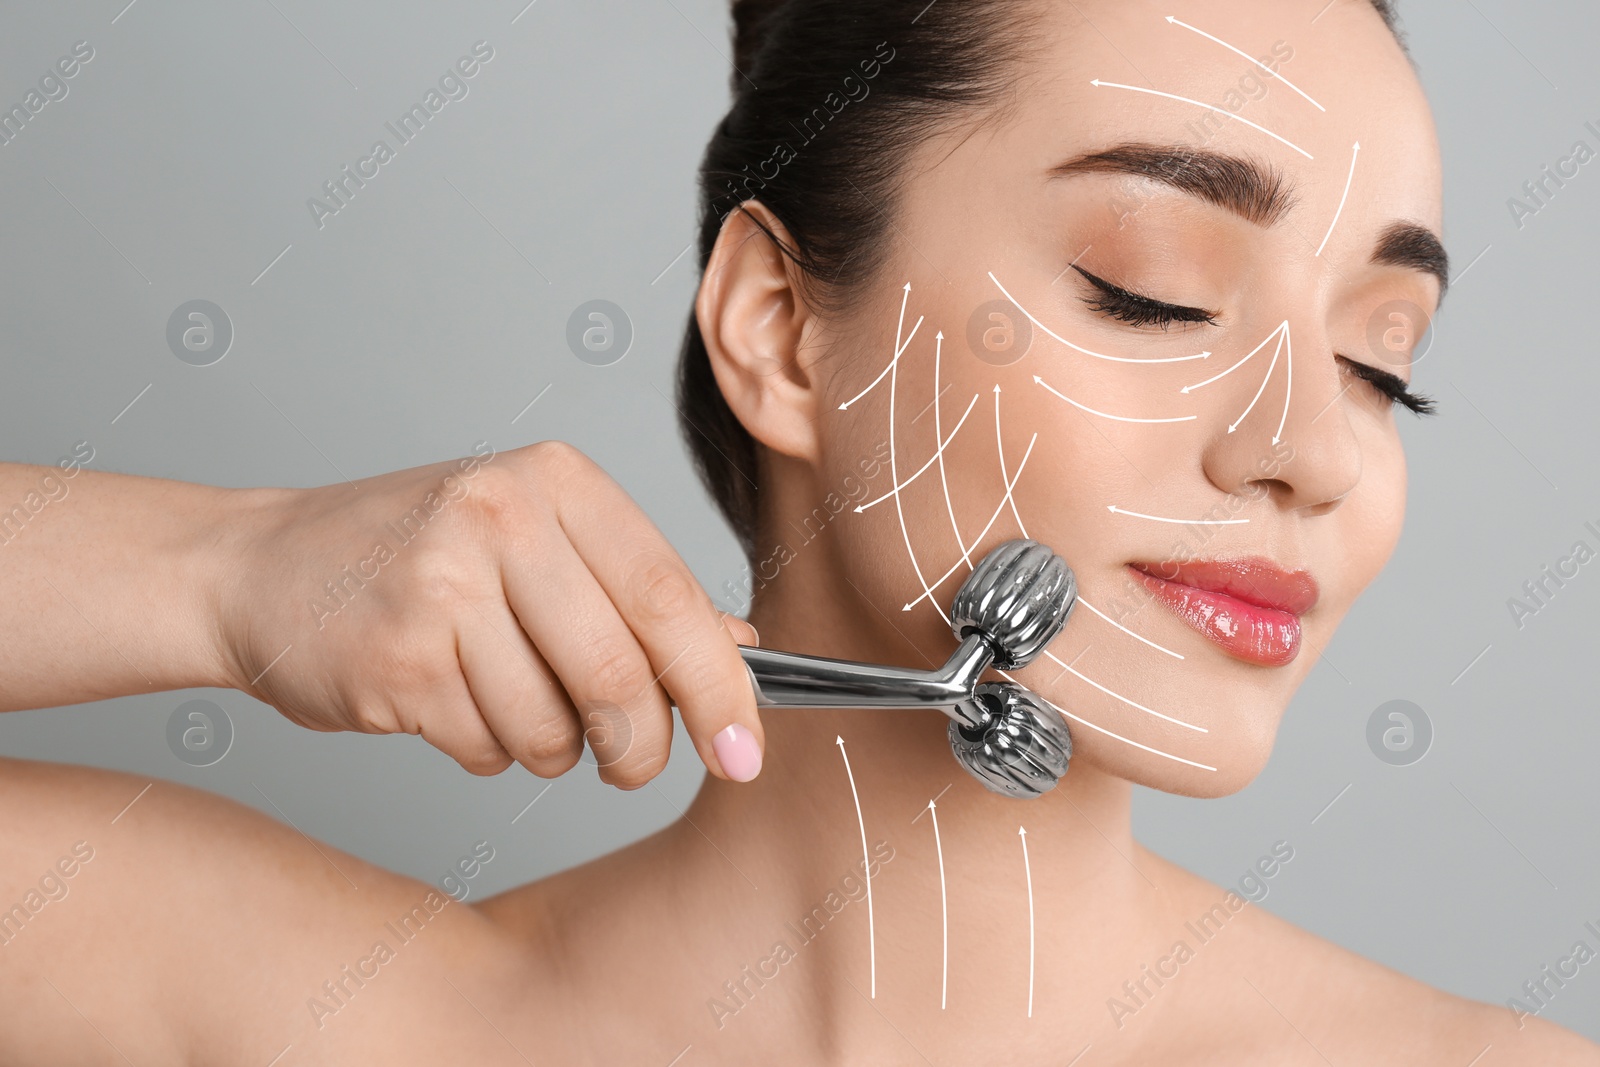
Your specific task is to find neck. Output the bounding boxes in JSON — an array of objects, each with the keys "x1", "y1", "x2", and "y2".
[{"x1": 679, "y1": 555, "x2": 1182, "y2": 1059}]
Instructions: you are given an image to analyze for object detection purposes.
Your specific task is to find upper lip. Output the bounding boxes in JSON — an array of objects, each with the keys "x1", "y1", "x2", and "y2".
[{"x1": 1129, "y1": 557, "x2": 1319, "y2": 616}]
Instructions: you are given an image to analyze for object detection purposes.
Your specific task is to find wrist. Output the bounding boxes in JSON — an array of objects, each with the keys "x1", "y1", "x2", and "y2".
[{"x1": 195, "y1": 483, "x2": 298, "y2": 693}]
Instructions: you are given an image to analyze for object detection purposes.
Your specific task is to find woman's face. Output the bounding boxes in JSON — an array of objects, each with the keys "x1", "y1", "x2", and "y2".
[{"x1": 810, "y1": 0, "x2": 1445, "y2": 796}]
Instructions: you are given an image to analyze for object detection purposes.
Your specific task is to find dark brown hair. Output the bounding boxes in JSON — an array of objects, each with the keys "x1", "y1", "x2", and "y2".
[{"x1": 675, "y1": 0, "x2": 1404, "y2": 560}]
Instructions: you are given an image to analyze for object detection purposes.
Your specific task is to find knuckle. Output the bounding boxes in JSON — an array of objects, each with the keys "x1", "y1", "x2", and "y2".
[
  {"x1": 527, "y1": 439, "x2": 588, "y2": 480},
  {"x1": 586, "y1": 640, "x2": 652, "y2": 703},
  {"x1": 402, "y1": 547, "x2": 467, "y2": 610},
  {"x1": 534, "y1": 749, "x2": 582, "y2": 779},
  {"x1": 586, "y1": 705, "x2": 666, "y2": 790},
  {"x1": 460, "y1": 463, "x2": 521, "y2": 527},
  {"x1": 700, "y1": 667, "x2": 756, "y2": 721},
  {"x1": 457, "y1": 746, "x2": 511, "y2": 777},
  {"x1": 379, "y1": 628, "x2": 451, "y2": 696},
  {"x1": 347, "y1": 698, "x2": 394, "y2": 735},
  {"x1": 601, "y1": 741, "x2": 668, "y2": 790},
  {"x1": 630, "y1": 552, "x2": 700, "y2": 626},
  {"x1": 515, "y1": 714, "x2": 583, "y2": 769},
  {"x1": 580, "y1": 700, "x2": 633, "y2": 754},
  {"x1": 671, "y1": 643, "x2": 754, "y2": 721}
]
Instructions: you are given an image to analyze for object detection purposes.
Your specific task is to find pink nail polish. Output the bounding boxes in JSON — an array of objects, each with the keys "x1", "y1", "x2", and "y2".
[{"x1": 713, "y1": 723, "x2": 763, "y2": 782}]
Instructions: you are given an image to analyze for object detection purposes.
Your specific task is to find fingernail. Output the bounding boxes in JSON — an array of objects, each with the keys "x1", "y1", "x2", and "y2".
[
  {"x1": 747, "y1": 624, "x2": 760, "y2": 647},
  {"x1": 713, "y1": 723, "x2": 762, "y2": 782}
]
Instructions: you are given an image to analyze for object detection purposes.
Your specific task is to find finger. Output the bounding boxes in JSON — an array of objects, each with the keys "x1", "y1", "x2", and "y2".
[
  {"x1": 455, "y1": 600, "x2": 585, "y2": 779},
  {"x1": 501, "y1": 518, "x2": 676, "y2": 790},
  {"x1": 406, "y1": 665, "x2": 517, "y2": 777},
  {"x1": 540, "y1": 455, "x2": 764, "y2": 782},
  {"x1": 721, "y1": 612, "x2": 759, "y2": 648}
]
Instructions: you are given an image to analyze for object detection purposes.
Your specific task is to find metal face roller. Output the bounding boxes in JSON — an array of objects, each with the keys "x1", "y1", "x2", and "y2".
[
  {"x1": 730, "y1": 538, "x2": 1078, "y2": 798},
  {"x1": 947, "y1": 682, "x2": 1073, "y2": 800}
]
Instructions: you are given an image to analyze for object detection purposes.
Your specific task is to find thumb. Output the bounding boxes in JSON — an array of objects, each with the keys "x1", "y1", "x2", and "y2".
[{"x1": 720, "y1": 612, "x2": 759, "y2": 648}]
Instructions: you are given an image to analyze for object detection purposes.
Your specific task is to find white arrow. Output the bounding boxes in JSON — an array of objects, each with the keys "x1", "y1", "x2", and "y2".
[
  {"x1": 1036, "y1": 375, "x2": 1198, "y2": 424},
  {"x1": 837, "y1": 735, "x2": 876, "y2": 998},
  {"x1": 894, "y1": 282, "x2": 910, "y2": 353},
  {"x1": 1228, "y1": 327, "x2": 1284, "y2": 433},
  {"x1": 1090, "y1": 79, "x2": 1313, "y2": 159},
  {"x1": 885, "y1": 309, "x2": 945, "y2": 625},
  {"x1": 1077, "y1": 596, "x2": 1184, "y2": 659},
  {"x1": 989, "y1": 272, "x2": 1210, "y2": 363},
  {"x1": 1107, "y1": 504, "x2": 1248, "y2": 525},
  {"x1": 1002, "y1": 660, "x2": 1219, "y2": 771},
  {"x1": 934, "y1": 331, "x2": 973, "y2": 565},
  {"x1": 1315, "y1": 142, "x2": 1360, "y2": 257},
  {"x1": 856, "y1": 389, "x2": 978, "y2": 512},
  {"x1": 1274, "y1": 323, "x2": 1293, "y2": 444},
  {"x1": 902, "y1": 433, "x2": 1038, "y2": 610},
  {"x1": 929, "y1": 799, "x2": 948, "y2": 1010},
  {"x1": 840, "y1": 283, "x2": 922, "y2": 410},
  {"x1": 1049, "y1": 654, "x2": 1208, "y2": 732},
  {"x1": 995, "y1": 384, "x2": 1030, "y2": 539},
  {"x1": 1020, "y1": 825, "x2": 1035, "y2": 1019},
  {"x1": 1181, "y1": 322, "x2": 1286, "y2": 393},
  {"x1": 1166, "y1": 16, "x2": 1325, "y2": 112}
]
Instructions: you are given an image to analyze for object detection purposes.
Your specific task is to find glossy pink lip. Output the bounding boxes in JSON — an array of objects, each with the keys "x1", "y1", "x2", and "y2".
[{"x1": 1127, "y1": 558, "x2": 1319, "y2": 667}]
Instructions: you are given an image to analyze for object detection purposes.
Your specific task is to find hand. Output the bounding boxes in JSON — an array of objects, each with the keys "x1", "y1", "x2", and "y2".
[{"x1": 214, "y1": 440, "x2": 764, "y2": 787}]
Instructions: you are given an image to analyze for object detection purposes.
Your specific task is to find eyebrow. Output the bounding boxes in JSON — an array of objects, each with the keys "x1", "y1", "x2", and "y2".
[
  {"x1": 1050, "y1": 141, "x2": 1297, "y2": 226},
  {"x1": 1048, "y1": 141, "x2": 1450, "y2": 300},
  {"x1": 1370, "y1": 220, "x2": 1451, "y2": 301}
]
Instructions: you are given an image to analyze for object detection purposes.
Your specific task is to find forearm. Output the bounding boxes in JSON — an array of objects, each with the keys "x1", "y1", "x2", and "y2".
[{"x1": 0, "y1": 462, "x2": 256, "y2": 711}]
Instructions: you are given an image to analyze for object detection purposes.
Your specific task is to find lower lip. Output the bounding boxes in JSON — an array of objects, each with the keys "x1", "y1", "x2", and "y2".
[{"x1": 1128, "y1": 566, "x2": 1303, "y2": 666}]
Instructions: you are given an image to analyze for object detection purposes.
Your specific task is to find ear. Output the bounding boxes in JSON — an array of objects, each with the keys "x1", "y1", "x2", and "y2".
[{"x1": 695, "y1": 201, "x2": 826, "y2": 466}]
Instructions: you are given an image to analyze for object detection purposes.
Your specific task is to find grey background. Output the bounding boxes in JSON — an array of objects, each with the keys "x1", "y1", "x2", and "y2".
[{"x1": 0, "y1": 0, "x2": 1595, "y2": 1039}]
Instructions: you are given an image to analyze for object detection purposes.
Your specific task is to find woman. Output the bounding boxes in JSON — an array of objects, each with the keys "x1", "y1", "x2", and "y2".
[{"x1": 0, "y1": 0, "x2": 1594, "y2": 1062}]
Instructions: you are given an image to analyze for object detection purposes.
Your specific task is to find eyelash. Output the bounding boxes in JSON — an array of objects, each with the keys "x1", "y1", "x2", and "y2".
[
  {"x1": 1073, "y1": 264, "x2": 1219, "y2": 330},
  {"x1": 1073, "y1": 264, "x2": 1437, "y2": 416},
  {"x1": 1335, "y1": 355, "x2": 1436, "y2": 415}
]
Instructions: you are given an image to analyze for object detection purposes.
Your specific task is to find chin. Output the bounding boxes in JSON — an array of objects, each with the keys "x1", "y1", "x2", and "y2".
[
  {"x1": 1017, "y1": 639, "x2": 1292, "y2": 796},
  {"x1": 1118, "y1": 715, "x2": 1282, "y2": 799},
  {"x1": 1022, "y1": 666, "x2": 1289, "y2": 799}
]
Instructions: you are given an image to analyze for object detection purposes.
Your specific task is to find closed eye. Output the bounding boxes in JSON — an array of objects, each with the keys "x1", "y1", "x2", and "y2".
[
  {"x1": 1335, "y1": 354, "x2": 1437, "y2": 415},
  {"x1": 1072, "y1": 264, "x2": 1220, "y2": 331}
]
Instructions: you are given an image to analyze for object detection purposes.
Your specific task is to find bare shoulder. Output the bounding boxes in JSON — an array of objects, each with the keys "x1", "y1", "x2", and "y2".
[
  {"x1": 1279, "y1": 926, "x2": 1600, "y2": 1065},
  {"x1": 0, "y1": 756, "x2": 533, "y2": 1065},
  {"x1": 1274, "y1": 918, "x2": 1599, "y2": 1064},
  {"x1": 1143, "y1": 855, "x2": 1599, "y2": 1065}
]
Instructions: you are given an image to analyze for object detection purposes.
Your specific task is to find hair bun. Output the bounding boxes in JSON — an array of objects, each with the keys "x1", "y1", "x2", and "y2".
[{"x1": 731, "y1": 0, "x2": 786, "y2": 86}]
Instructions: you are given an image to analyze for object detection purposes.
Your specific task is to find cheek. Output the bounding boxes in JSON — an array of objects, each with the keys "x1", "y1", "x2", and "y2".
[
  {"x1": 876, "y1": 333, "x2": 1118, "y2": 558},
  {"x1": 1339, "y1": 432, "x2": 1407, "y2": 594}
]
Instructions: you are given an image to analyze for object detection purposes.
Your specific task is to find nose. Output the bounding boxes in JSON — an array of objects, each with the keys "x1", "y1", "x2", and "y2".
[{"x1": 1199, "y1": 319, "x2": 1362, "y2": 516}]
